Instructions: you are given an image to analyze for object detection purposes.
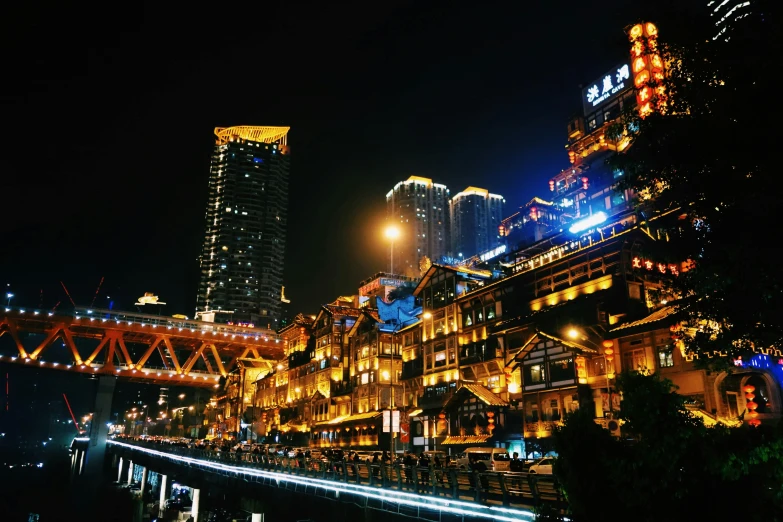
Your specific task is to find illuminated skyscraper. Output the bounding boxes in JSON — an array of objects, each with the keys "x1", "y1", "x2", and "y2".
[
  {"x1": 450, "y1": 187, "x2": 505, "y2": 260},
  {"x1": 196, "y1": 126, "x2": 290, "y2": 329},
  {"x1": 708, "y1": 0, "x2": 755, "y2": 41},
  {"x1": 385, "y1": 176, "x2": 450, "y2": 277}
]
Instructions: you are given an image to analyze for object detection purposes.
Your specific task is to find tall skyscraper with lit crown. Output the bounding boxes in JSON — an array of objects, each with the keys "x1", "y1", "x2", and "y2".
[
  {"x1": 450, "y1": 187, "x2": 505, "y2": 260},
  {"x1": 196, "y1": 126, "x2": 290, "y2": 329},
  {"x1": 385, "y1": 176, "x2": 450, "y2": 277}
]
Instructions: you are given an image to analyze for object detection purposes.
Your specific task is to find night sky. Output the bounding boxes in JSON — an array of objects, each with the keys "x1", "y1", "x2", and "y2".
[{"x1": 2, "y1": 2, "x2": 679, "y2": 317}]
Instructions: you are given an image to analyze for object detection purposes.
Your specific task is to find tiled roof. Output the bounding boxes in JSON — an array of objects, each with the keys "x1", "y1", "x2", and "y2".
[
  {"x1": 314, "y1": 411, "x2": 381, "y2": 426},
  {"x1": 341, "y1": 411, "x2": 382, "y2": 422},
  {"x1": 537, "y1": 330, "x2": 599, "y2": 353},
  {"x1": 277, "y1": 313, "x2": 315, "y2": 334},
  {"x1": 460, "y1": 384, "x2": 509, "y2": 407},
  {"x1": 442, "y1": 435, "x2": 492, "y2": 445},
  {"x1": 491, "y1": 292, "x2": 599, "y2": 332},
  {"x1": 323, "y1": 305, "x2": 361, "y2": 317},
  {"x1": 610, "y1": 305, "x2": 679, "y2": 334}
]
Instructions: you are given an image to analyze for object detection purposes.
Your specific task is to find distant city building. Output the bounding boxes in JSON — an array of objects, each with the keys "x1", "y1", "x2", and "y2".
[
  {"x1": 196, "y1": 126, "x2": 291, "y2": 329},
  {"x1": 386, "y1": 176, "x2": 450, "y2": 278},
  {"x1": 491, "y1": 60, "x2": 637, "y2": 259},
  {"x1": 357, "y1": 272, "x2": 418, "y2": 308},
  {"x1": 708, "y1": 0, "x2": 755, "y2": 42},
  {"x1": 450, "y1": 187, "x2": 505, "y2": 260},
  {"x1": 500, "y1": 197, "x2": 565, "y2": 252}
]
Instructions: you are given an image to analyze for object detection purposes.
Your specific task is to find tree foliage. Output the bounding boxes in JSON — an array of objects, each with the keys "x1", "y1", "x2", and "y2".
[
  {"x1": 553, "y1": 372, "x2": 783, "y2": 521},
  {"x1": 607, "y1": 4, "x2": 782, "y2": 365}
]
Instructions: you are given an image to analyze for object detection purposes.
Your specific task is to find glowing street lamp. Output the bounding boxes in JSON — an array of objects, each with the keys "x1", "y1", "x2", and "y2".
[
  {"x1": 384, "y1": 225, "x2": 400, "y2": 274},
  {"x1": 567, "y1": 328, "x2": 579, "y2": 339}
]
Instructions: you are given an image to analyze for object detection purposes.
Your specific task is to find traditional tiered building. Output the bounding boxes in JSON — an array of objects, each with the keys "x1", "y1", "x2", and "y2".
[{"x1": 210, "y1": 33, "x2": 782, "y2": 452}]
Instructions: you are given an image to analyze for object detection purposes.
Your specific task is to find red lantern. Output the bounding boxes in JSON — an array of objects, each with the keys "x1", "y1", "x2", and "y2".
[
  {"x1": 749, "y1": 419, "x2": 761, "y2": 427},
  {"x1": 549, "y1": 180, "x2": 555, "y2": 192},
  {"x1": 603, "y1": 341, "x2": 615, "y2": 361},
  {"x1": 581, "y1": 176, "x2": 589, "y2": 190},
  {"x1": 633, "y1": 56, "x2": 647, "y2": 74},
  {"x1": 634, "y1": 70, "x2": 650, "y2": 89},
  {"x1": 745, "y1": 393, "x2": 755, "y2": 401},
  {"x1": 748, "y1": 410, "x2": 759, "y2": 419},
  {"x1": 746, "y1": 401, "x2": 758, "y2": 411},
  {"x1": 743, "y1": 385, "x2": 756, "y2": 394}
]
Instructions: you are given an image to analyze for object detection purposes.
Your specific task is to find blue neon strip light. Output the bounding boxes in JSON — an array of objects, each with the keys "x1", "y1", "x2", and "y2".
[
  {"x1": 107, "y1": 440, "x2": 539, "y2": 521},
  {"x1": 568, "y1": 212, "x2": 607, "y2": 234}
]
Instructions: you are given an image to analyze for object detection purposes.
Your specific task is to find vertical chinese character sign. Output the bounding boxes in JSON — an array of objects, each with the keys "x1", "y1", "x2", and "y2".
[{"x1": 628, "y1": 22, "x2": 666, "y2": 118}]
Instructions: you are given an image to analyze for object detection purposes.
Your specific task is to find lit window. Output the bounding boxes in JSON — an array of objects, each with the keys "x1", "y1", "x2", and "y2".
[{"x1": 657, "y1": 344, "x2": 674, "y2": 368}]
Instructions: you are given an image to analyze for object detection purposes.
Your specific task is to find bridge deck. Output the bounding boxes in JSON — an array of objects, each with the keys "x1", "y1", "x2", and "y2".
[
  {"x1": 108, "y1": 439, "x2": 566, "y2": 521},
  {"x1": 0, "y1": 307, "x2": 284, "y2": 386}
]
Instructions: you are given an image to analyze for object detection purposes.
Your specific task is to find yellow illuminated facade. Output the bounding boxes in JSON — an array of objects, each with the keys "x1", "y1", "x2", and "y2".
[
  {"x1": 239, "y1": 213, "x2": 774, "y2": 449},
  {"x1": 347, "y1": 311, "x2": 404, "y2": 416}
]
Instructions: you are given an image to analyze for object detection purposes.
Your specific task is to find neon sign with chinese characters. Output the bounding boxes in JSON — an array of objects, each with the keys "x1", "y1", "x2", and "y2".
[
  {"x1": 631, "y1": 257, "x2": 684, "y2": 276},
  {"x1": 479, "y1": 245, "x2": 507, "y2": 262},
  {"x1": 581, "y1": 63, "x2": 631, "y2": 115},
  {"x1": 628, "y1": 22, "x2": 666, "y2": 118}
]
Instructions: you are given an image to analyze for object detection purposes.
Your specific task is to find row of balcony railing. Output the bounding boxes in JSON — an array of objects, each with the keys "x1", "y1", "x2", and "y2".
[{"x1": 112, "y1": 439, "x2": 564, "y2": 511}]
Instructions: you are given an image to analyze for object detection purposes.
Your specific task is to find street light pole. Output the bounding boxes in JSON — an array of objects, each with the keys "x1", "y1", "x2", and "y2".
[
  {"x1": 384, "y1": 226, "x2": 400, "y2": 275},
  {"x1": 391, "y1": 239, "x2": 395, "y2": 275},
  {"x1": 390, "y1": 308, "x2": 404, "y2": 458}
]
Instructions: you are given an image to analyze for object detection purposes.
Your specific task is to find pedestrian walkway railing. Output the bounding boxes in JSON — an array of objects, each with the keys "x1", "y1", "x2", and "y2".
[{"x1": 109, "y1": 439, "x2": 566, "y2": 513}]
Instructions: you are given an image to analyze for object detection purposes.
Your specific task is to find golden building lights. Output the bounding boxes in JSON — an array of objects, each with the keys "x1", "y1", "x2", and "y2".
[{"x1": 628, "y1": 22, "x2": 666, "y2": 118}]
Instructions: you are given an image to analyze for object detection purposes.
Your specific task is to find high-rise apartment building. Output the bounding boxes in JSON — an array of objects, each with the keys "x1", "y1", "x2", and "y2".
[
  {"x1": 708, "y1": 0, "x2": 755, "y2": 42},
  {"x1": 196, "y1": 126, "x2": 290, "y2": 329},
  {"x1": 385, "y1": 176, "x2": 450, "y2": 278},
  {"x1": 450, "y1": 187, "x2": 505, "y2": 260}
]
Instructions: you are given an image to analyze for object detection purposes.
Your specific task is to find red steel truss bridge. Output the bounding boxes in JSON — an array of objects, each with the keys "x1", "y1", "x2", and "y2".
[{"x1": 0, "y1": 307, "x2": 283, "y2": 387}]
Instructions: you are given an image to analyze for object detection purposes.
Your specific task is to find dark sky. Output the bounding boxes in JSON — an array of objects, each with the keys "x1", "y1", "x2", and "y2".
[{"x1": 1, "y1": 1, "x2": 666, "y2": 316}]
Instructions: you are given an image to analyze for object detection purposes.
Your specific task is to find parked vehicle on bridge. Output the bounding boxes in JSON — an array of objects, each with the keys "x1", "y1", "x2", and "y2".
[
  {"x1": 528, "y1": 457, "x2": 555, "y2": 474},
  {"x1": 348, "y1": 450, "x2": 374, "y2": 463},
  {"x1": 322, "y1": 448, "x2": 345, "y2": 462},
  {"x1": 454, "y1": 447, "x2": 512, "y2": 472},
  {"x1": 423, "y1": 450, "x2": 449, "y2": 465}
]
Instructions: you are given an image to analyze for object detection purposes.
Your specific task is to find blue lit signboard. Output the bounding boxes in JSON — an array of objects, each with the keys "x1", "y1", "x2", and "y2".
[{"x1": 581, "y1": 63, "x2": 631, "y2": 116}]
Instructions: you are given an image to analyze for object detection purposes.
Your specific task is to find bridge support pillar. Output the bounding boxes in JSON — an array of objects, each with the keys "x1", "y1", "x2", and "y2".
[
  {"x1": 158, "y1": 474, "x2": 168, "y2": 518},
  {"x1": 79, "y1": 448, "x2": 86, "y2": 475},
  {"x1": 117, "y1": 456, "x2": 124, "y2": 482},
  {"x1": 191, "y1": 488, "x2": 201, "y2": 522},
  {"x1": 127, "y1": 460, "x2": 134, "y2": 485},
  {"x1": 83, "y1": 375, "x2": 117, "y2": 480},
  {"x1": 140, "y1": 466, "x2": 148, "y2": 497}
]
